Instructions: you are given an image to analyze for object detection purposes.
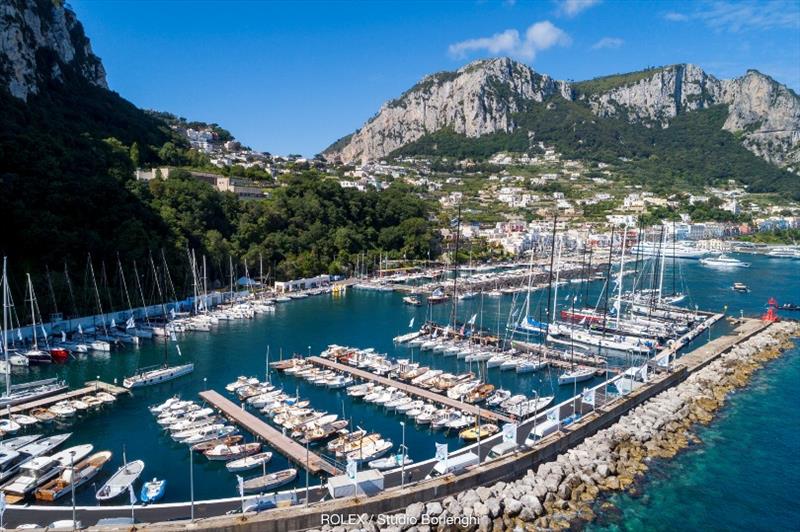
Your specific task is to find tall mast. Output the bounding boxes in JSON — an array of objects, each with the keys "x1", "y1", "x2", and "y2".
[
  {"x1": 3, "y1": 258, "x2": 11, "y2": 395},
  {"x1": 202, "y1": 255, "x2": 208, "y2": 312},
  {"x1": 229, "y1": 255, "x2": 234, "y2": 302},
  {"x1": 27, "y1": 273, "x2": 38, "y2": 350},
  {"x1": 615, "y1": 222, "x2": 627, "y2": 329},
  {"x1": 87, "y1": 256, "x2": 107, "y2": 335},
  {"x1": 544, "y1": 212, "x2": 558, "y2": 328},
  {"x1": 449, "y1": 203, "x2": 462, "y2": 330},
  {"x1": 551, "y1": 236, "x2": 563, "y2": 324},
  {"x1": 132, "y1": 260, "x2": 150, "y2": 325},
  {"x1": 657, "y1": 225, "x2": 667, "y2": 304}
]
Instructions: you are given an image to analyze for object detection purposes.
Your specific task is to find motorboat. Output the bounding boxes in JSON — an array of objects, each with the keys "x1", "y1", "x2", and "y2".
[
  {"x1": 558, "y1": 368, "x2": 595, "y2": 385},
  {"x1": 124, "y1": 363, "x2": 194, "y2": 388},
  {"x1": 140, "y1": 477, "x2": 166, "y2": 504},
  {"x1": 204, "y1": 442, "x2": 261, "y2": 461},
  {"x1": 368, "y1": 454, "x2": 413, "y2": 470},
  {"x1": 699, "y1": 254, "x2": 750, "y2": 268},
  {"x1": 459, "y1": 423, "x2": 499, "y2": 441},
  {"x1": 95, "y1": 459, "x2": 145, "y2": 501},
  {"x1": 226, "y1": 452, "x2": 273, "y2": 473},
  {"x1": 241, "y1": 468, "x2": 297, "y2": 494},
  {"x1": 35, "y1": 450, "x2": 112, "y2": 501}
]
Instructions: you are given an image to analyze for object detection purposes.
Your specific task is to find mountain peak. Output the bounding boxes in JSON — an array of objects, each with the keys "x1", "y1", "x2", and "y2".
[
  {"x1": 0, "y1": 0, "x2": 107, "y2": 101},
  {"x1": 326, "y1": 56, "x2": 569, "y2": 163}
]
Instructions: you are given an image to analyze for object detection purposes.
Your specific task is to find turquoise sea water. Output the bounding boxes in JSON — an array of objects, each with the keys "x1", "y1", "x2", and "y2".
[
  {"x1": 4, "y1": 253, "x2": 799, "y2": 520},
  {"x1": 589, "y1": 344, "x2": 800, "y2": 532}
]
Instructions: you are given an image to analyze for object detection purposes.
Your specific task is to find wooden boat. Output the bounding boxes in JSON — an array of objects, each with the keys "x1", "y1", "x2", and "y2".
[
  {"x1": 241, "y1": 468, "x2": 297, "y2": 494},
  {"x1": 459, "y1": 423, "x2": 499, "y2": 441},
  {"x1": 204, "y1": 442, "x2": 261, "y2": 461},
  {"x1": 334, "y1": 433, "x2": 382, "y2": 457},
  {"x1": 464, "y1": 383, "x2": 495, "y2": 404},
  {"x1": 299, "y1": 420, "x2": 348, "y2": 444},
  {"x1": 191, "y1": 435, "x2": 243, "y2": 452},
  {"x1": 30, "y1": 408, "x2": 56, "y2": 423},
  {"x1": 226, "y1": 452, "x2": 272, "y2": 473},
  {"x1": 35, "y1": 451, "x2": 112, "y2": 501},
  {"x1": 95, "y1": 459, "x2": 145, "y2": 501},
  {"x1": 326, "y1": 430, "x2": 366, "y2": 453}
]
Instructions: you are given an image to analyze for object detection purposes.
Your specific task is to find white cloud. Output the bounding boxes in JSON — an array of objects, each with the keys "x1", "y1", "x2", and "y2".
[
  {"x1": 663, "y1": 1, "x2": 800, "y2": 32},
  {"x1": 557, "y1": 0, "x2": 601, "y2": 17},
  {"x1": 591, "y1": 37, "x2": 624, "y2": 50},
  {"x1": 663, "y1": 12, "x2": 689, "y2": 22},
  {"x1": 448, "y1": 21, "x2": 571, "y2": 61}
]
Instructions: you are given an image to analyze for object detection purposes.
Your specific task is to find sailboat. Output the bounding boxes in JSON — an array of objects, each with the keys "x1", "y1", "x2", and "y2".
[
  {"x1": 0, "y1": 261, "x2": 67, "y2": 407},
  {"x1": 123, "y1": 265, "x2": 193, "y2": 389}
]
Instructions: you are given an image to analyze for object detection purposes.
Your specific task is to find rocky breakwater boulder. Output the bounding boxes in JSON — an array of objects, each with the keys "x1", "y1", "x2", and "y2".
[{"x1": 317, "y1": 322, "x2": 797, "y2": 532}]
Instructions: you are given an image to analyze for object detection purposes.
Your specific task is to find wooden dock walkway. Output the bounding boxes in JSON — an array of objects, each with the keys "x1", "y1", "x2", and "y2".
[
  {"x1": 307, "y1": 356, "x2": 513, "y2": 423},
  {"x1": 198, "y1": 390, "x2": 341, "y2": 476},
  {"x1": 0, "y1": 380, "x2": 129, "y2": 417}
]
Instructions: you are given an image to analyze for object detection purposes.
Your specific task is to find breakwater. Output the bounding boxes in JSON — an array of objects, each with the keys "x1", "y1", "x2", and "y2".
[{"x1": 354, "y1": 320, "x2": 798, "y2": 532}]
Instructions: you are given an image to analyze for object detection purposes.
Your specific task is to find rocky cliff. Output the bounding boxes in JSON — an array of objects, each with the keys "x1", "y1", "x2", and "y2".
[
  {"x1": 0, "y1": 0, "x2": 107, "y2": 101},
  {"x1": 327, "y1": 58, "x2": 570, "y2": 164},
  {"x1": 326, "y1": 58, "x2": 800, "y2": 170}
]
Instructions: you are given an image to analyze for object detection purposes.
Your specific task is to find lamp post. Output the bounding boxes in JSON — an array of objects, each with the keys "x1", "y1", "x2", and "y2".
[
  {"x1": 305, "y1": 438, "x2": 310, "y2": 507},
  {"x1": 189, "y1": 447, "x2": 195, "y2": 522},
  {"x1": 70, "y1": 452, "x2": 76, "y2": 530},
  {"x1": 400, "y1": 421, "x2": 406, "y2": 488}
]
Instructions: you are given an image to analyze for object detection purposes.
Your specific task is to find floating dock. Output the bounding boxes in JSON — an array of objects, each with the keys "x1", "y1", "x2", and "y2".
[
  {"x1": 198, "y1": 390, "x2": 342, "y2": 476},
  {"x1": 0, "y1": 380, "x2": 129, "y2": 417},
  {"x1": 307, "y1": 356, "x2": 513, "y2": 423}
]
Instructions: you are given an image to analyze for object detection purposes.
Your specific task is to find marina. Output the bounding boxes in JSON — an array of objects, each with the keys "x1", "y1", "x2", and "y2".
[
  {"x1": 198, "y1": 390, "x2": 341, "y2": 475},
  {"x1": 0, "y1": 252, "x2": 796, "y2": 527},
  {"x1": 305, "y1": 356, "x2": 513, "y2": 423}
]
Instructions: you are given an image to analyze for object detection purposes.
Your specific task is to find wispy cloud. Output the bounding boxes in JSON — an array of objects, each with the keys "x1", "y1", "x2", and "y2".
[
  {"x1": 556, "y1": 0, "x2": 601, "y2": 17},
  {"x1": 663, "y1": 12, "x2": 689, "y2": 22},
  {"x1": 663, "y1": 1, "x2": 800, "y2": 32},
  {"x1": 591, "y1": 37, "x2": 623, "y2": 50},
  {"x1": 448, "y1": 21, "x2": 571, "y2": 61}
]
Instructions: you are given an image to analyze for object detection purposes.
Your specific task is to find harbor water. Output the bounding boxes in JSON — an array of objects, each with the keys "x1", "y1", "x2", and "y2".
[{"x1": 4, "y1": 253, "x2": 798, "y2": 513}]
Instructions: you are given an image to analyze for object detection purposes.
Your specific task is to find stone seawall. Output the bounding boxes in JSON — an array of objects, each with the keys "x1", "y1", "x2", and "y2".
[{"x1": 323, "y1": 321, "x2": 798, "y2": 532}]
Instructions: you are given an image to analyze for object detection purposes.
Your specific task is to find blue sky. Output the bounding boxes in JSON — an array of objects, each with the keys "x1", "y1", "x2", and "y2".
[{"x1": 71, "y1": 0, "x2": 800, "y2": 156}]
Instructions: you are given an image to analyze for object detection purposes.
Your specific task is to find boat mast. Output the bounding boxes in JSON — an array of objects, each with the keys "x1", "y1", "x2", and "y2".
[
  {"x1": 544, "y1": 212, "x2": 558, "y2": 329},
  {"x1": 449, "y1": 203, "x2": 462, "y2": 331},
  {"x1": 88, "y1": 256, "x2": 108, "y2": 336},
  {"x1": 551, "y1": 236, "x2": 563, "y2": 325},
  {"x1": 117, "y1": 254, "x2": 135, "y2": 322},
  {"x1": 615, "y1": 222, "x2": 628, "y2": 329},
  {"x1": 657, "y1": 225, "x2": 667, "y2": 305},
  {"x1": 132, "y1": 260, "x2": 150, "y2": 326},
  {"x1": 202, "y1": 255, "x2": 208, "y2": 314},
  {"x1": 27, "y1": 273, "x2": 38, "y2": 350},
  {"x1": 229, "y1": 255, "x2": 234, "y2": 302},
  {"x1": 3, "y1": 258, "x2": 11, "y2": 395}
]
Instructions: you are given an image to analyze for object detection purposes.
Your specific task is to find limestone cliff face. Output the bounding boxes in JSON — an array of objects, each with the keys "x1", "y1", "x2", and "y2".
[
  {"x1": 327, "y1": 58, "x2": 570, "y2": 164},
  {"x1": 720, "y1": 71, "x2": 800, "y2": 167},
  {"x1": 0, "y1": 0, "x2": 107, "y2": 101},
  {"x1": 326, "y1": 58, "x2": 800, "y2": 169},
  {"x1": 584, "y1": 65, "x2": 800, "y2": 167}
]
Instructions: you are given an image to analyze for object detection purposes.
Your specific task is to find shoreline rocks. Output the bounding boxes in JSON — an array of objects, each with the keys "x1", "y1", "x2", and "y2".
[{"x1": 315, "y1": 321, "x2": 798, "y2": 532}]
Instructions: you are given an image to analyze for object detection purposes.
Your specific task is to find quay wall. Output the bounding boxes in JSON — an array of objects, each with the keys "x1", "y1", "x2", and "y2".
[{"x1": 137, "y1": 321, "x2": 773, "y2": 531}]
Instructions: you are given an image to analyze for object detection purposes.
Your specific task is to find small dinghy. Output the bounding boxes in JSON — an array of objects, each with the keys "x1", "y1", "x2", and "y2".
[
  {"x1": 226, "y1": 452, "x2": 273, "y2": 473},
  {"x1": 140, "y1": 477, "x2": 166, "y2": 504},
  {"x1": 368, "y1": 453, "x2": 413, "y2": 470},
  {"x1": 10, "y1": 415, "x2": 39, "y2": 428},
  {"x1": 0, "y1": 418, "x2": 21, "y2": 434},
  {"x1": 95, "y1": 459, "x2": 145, "y2": 502},
  {"x1": 241, "y1": 468, "x2": 297, "y2": 494}
]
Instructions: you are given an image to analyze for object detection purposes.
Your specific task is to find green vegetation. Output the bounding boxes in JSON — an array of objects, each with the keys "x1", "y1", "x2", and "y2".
[
  {"x1": 0, "y1": 71, "x2": 440, "y2": 294},
  {"x1": 739, "y1": 228, "x2": 800, "y2": 244},
  {"x1": 391, "y1": 98, "x2": 799, "y2": 200},
  {"x1": 573, "y1": 66, "x2": 666, "y2": 95}
]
